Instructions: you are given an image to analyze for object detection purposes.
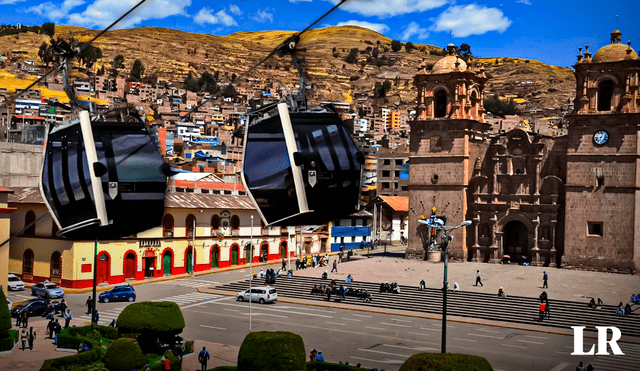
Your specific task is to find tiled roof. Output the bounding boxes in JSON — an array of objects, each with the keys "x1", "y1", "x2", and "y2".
[
  {"x1": 379, "y1": 195, "x2": 408, "y2": 212},
  {"x1": 0, "y1": 187, "x2": 15, "y2": 193},
  {"x1": 8, "y1": 187, "x2": 257, "y2": 211}
]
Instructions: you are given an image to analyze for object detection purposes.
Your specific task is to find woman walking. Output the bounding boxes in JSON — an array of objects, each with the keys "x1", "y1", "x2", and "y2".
[{"x1": 20, "y1": 328, "x2": 27, "y2": 350}]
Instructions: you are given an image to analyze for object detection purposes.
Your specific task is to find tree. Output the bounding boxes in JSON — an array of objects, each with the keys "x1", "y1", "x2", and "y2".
[
  {"x1": 376, "y1": 80, "x2": 392, "y2": 98},
  {"x1": 76, "y1": 43, "x2": 102, "y2": 69},
  {"x1": 405, "y1": 42, "x2": 415, "y2": 53},
  {"x1": 221, "y1": 84, "x2": 237, "y2": 99},
  {"x1": 197, "y1": 71, "x2": 218, "y2": 94},
  {"x1": 97, "y1": 65, "x2": 105, "y2": 76},
  {"x1": 345, "y1": 48, "x2": 358, "y2": 64},
  {"x1": 484, "y1": 94, "x2": 519, "y2": 117},
  {"x1": 184, "y1": 71, "x2": 199, "y2": 92},
  {"x1": 372, "y1": 46, "x2": 379, "y2": 60},
  {"x1": 111, "y1": 54, "x2": 124, "y2": 78},
  {"x1": 38, "y1": 41, "x2": 54, "y2": 67},
  {"x1": 130, "y1": 59, "x2": 144, "y2": 80},
  {"x1": 41, "y1": 22, "x2": 55, "y2": 37},
  {"x1": 459, "y1": 43, "x2": 472, "y2": 62},
  {"x1": 391, "y1": 40, "x2": 402, "y2": 52}
]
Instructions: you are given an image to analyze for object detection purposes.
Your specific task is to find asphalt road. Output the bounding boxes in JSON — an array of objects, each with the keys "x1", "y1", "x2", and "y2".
[{"x1": 6, "y1": 266, "x2": 639, "y2": 371}]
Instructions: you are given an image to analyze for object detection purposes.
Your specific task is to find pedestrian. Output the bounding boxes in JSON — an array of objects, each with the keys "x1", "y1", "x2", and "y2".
[
  {"x1": 498, "y1": 286, "x2": 506, "y2": 297},
  {"x1": 545, "y1": 299, "x2": 550, "y2": 319},
  {"x1": 53, "y1": 319, "x2": 62, "y2": 345},
  {"x1": 586, "y1": 364, "x2": 594, "y2": 371},
  {"x1": 475, "y1": 270, "x2": 483, "y2": 287},
  {"x1": 310, "y1": 349, "x2": 317, "y2": 361},
  {"x1": 539, "y1": 301, "x2": 546, "y2": 321},
  {"x1": 198, "y1": 346, "x2": 210, "y2": 371},
  {"x1": 22, "y1": 309, "x2": 28, "y2": 328},
  {"x1": 419, "y1": 279, "x2": 425, "y2": 290},
  {"x1": 15, "y1": 309, "x2": 22, "y2": 328},
  {"x1": 315, "y1": 350, "x2": 325, "y2": 362},
  {"x1": 63, "y1": 308, "x2": 72, "y2": 328},
  {"x1": 576, "y1": 361, "x2": 586, "y2": 371},
  {"x1": 92, "y1": 310, "x2": 99, "y2": 324},
  {"x1": 282, "y1": 258, "x2": 286, "y2": 271},
  {"x1": 28, "y1": 326, "x2": 36, "y2": 350},
  {"x1": 47, "y1": 318, "x2": 55, "y2": 339},
  {"x1": 160, "y1": 355, "x2": 170, "y2": 371},
  {"x1": 85, "y1": 296, "x2": 92, "y2": 315},
  {"x1": 543, "y1": 271, "x2": 548, "y2": 288},
  {"x1": 338, "y1": 250, "x2": 343, "y2": 263},
  {"x1": 20, "y1": 328, "x2": 27, "y2": 351},
  {"x1": 331, "y1": 259, "x2": 338, "y2": 273},
  {"x1": 57, "y1": 298, "x2": 67, "y2": 317}
]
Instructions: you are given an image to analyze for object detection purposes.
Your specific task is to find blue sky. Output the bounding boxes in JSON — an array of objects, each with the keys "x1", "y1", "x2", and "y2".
[{"x1": 2, "y1": 0, "x2": 638, "y2": 68}]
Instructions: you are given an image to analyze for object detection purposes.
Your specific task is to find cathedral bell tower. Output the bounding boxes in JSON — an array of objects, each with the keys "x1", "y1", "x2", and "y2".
[{"x1": 406, "y1": 45, "x2": 490, "y2": 261}]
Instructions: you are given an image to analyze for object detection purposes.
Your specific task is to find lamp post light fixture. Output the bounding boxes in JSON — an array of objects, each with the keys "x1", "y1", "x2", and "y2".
[{"x1": 418, "y1": 217, "x2": 472, "y2": 354}]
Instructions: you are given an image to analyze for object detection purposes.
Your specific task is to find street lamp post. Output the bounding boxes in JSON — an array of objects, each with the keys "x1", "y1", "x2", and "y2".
[{"x1": 418, "y1": 217, "x2": 472, "y2": 353}]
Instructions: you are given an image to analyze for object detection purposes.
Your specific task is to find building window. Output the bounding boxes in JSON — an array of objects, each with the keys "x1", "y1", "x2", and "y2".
[
  {"x1": 434, "y1": 90, "x2": 447, "y2": 118},
  {"x1": 382, "y1": 182, "x2": 390, "y2": 189},
  {"x1": 201, "y1": 189, "x2": 209, "y2": 194},
  {"x1": 401, "y1": 186, "x2": 408, "y2": 191},
  {"x1": 163, "y1": 214, "x2": 174, "y2": 238},
  {"x1": 383, "y1": 159, "x2": 391, "y2": 165},
  {"x1": 394, "y1": 182, "x2": 398, "y2": 189},
  {"x1": 587, "y1": 222, "x2": 603, "y2": 237},
  {"x1": 185, "y1": 188, "x2": 194, "y2": 193},
  {"x1": 597, "y1": 80, "x2": 614, "y2": 112},
  {"x1": 382, "y1": 170, "x2": 390, "y2": 177},
  {"x1": 24, "y1": 210, "x2": 36, "y2": 236},
  {"x1": 395, "y1": 159, "x2": 403, "y2": 166},
  {"x1": 224, "y1": 190, "x2": 232, "y2": 195},
  {"x1": 394, "y1": 170, "x2": 400, "y2": 177},
  {"x1": 211, "y1": 215, "x2": 220, "y2": 232},
  {"x1": 23, "y1": 249, "x2": 34, "y2": 274},
  {"x1": 186, "y1": 214, "x2": 196, "y2": 238}
]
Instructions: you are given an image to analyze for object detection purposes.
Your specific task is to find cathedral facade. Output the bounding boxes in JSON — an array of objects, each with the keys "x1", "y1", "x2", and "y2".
[{"x1": 406, "y1": 31, "x2": 640, "y2": 273}]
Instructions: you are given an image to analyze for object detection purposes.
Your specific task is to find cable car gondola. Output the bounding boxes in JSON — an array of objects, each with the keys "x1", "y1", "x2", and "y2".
[
  {"x1": 40, "y1": 108, "x2": 169, "y2": 240},
  {"x1": 242, "y1": 102, "x2": 364, "y2": 226}
]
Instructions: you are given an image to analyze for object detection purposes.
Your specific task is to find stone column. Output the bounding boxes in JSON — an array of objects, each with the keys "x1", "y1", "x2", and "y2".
[
  {"x1": 490, "y1": 214, "x2": 501, "y2": 263},
  {"x1": 549, "y1": 219, "x2": 557, "y2": 268},
  {"x1": 472, "y1": 213, "x2": 481, "y2": 262},
  {"x1": 531, "y1": 215, "x2": 541, "y2": 266}
]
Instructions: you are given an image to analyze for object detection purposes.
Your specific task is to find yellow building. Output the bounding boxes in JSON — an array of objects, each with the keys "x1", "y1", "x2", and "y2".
[{"x1": 7, "y1": 187, "x2": 295, "y2": 288}]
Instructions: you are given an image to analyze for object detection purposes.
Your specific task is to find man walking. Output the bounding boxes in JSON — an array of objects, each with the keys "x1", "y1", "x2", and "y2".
[
  {"x1": 21, "y1": 309, "x2": 28, "y2": 328},
  {"x1": 543, "y1": 271, "x2": 548, "y2": 288},
  {"x1": 282, "y1": 258, "x2": 286, "y2": 271},
  {"x1": 92, "y1": 310, "x2": 99, "y2": 325},
  {"x1": 475, "y1": 270, "x2": 483, "y2": 287},
  {"x1": 331, "y1": 259, "x2": 338, "y2": 273},
  {"x1": 198, "y1": 346, "x2": 210, "y2": 371},
  {"x1": 58, "y1": 299, "x2": 67, "y2": 317},
  {"x1": 85, "y1": 296, "x2": 92, "y2": 315},
  {"x1": 27, "y1": 326, "x2": 36, "y2": 350},
  {"x1": 63, "y1": 308, "x2": 72, "y2": 328}
]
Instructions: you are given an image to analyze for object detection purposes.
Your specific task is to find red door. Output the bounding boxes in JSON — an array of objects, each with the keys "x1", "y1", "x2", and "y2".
[
  {"x1": 125, "y1": 253, "x2": 136, "y2": 279},
  {"x1": 98, "y1": 253, "x2": 109, "y2": 283}
]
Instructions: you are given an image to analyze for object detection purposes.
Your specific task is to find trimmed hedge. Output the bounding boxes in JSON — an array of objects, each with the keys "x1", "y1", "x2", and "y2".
[
  {"x1": 399, "y1": 353, "x2": 494, "y2": 371},
  {"x1": 210, "y1": 367, "x2": 237, "y2": 371},
  {"x1": 117, "y1": 301, "x2": 185, "y2": 334},
  {"x1": 237, "y1": 331, "x2": 306, "y2": 371},
  {"x1": 40, "y1": 336, "x2": 104, "y2": 371},
  {"x1": 0, "y1": 329, "x2": 18, "y2": 351},
  {"x1": 69, "y1": 324, "x2": 118, "y2": 339},
  {"x1": 0, "y1": 289, "x2": 11, "y2": 339},
  {"x1": 103, "y1": 338, "x2": 148, "y2": 371}
]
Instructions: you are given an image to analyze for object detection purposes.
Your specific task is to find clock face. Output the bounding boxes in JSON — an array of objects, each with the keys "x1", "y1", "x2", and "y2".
[{"x1": 593, "y1": 130, "x2": 609, "y2": 145}]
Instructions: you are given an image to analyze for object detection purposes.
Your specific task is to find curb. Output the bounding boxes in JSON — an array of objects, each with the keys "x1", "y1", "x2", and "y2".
[{"x1": 196, "y1": 287, "x2": 640, "y2": 345}]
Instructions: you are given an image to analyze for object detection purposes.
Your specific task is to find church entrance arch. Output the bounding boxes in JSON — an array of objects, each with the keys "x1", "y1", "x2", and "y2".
[{"x1": 502, "y1": 221, "x2": 528, "y2": 263}]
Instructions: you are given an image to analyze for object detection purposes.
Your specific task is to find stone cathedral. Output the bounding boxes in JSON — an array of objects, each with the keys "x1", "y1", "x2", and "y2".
[{"x1": 406, "y1": 31, "x2": 640, "y2": 273}]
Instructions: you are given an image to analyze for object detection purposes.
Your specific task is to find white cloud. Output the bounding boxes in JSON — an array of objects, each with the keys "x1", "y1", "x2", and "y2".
[
  {"x1": 516, "y1": 0, "x2": 532, "y2": 5},
  {"x1": 289, "y1": 0, "x2": 313, "y2": 3},
  {"x1": 0, "y1": 0, "x2": 27, "y2": 5},
  {"x1": 400, "y1": 21, "x2": 429, "y2": 40},
  {"x1": 333, "y1": 20, "x2": 390, "y2": 34},
  {"x1": 27, "y1": 0, "x2": 85, "y2": 22},
  {"x1": 326, "y1": 0, "x2": 449, "y2": 18},
  {"x1": 228, "y1": 4, "x2": 242, "y2": 16},
  {"x1": 249, "y1": 9, "x2": 274, "y2": 24},
  {"x1": 194, "y1": 7, "x2": 237, "y2": 27},
  {"x1": 61, "y1": 0, "x2": 191, "y2": 29},
  {"x1": 430, "y1": 4, "x2": 512, "y2": 37}
]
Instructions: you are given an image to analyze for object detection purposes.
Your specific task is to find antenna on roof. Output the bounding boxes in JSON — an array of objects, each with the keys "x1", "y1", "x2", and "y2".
[
  {"x1": 616, "y1": 14, "x2": 619, "y2": 29},
  {"x1": 449, "y1": 30, "x2": 452, "y2": 44}
]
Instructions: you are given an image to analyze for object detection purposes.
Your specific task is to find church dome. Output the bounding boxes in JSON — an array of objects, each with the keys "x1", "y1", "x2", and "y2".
[
  {"x1": 432, "y1": 44, "x2": 467, "y2": 73},
  {"x1": 592, "y1": 30, "x2": 638, "y2": 63}
]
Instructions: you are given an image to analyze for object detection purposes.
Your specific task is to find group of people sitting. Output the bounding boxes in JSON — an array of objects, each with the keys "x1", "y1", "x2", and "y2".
[
  {"x1": 380, "y1": 282, "x2": 400, "y2": 294},
  {"x1": 587, "y1": 296, "x2": 636, "y2": 315},
  {"x1": 311, "y1": 281, "x2": 371, "y2": 302},
  {"x1": 258, "y1": 268, "x2": 277, "y2": 284},
  {"x1": 295, "y1": 254, "x2": 330, "y2": 270}
]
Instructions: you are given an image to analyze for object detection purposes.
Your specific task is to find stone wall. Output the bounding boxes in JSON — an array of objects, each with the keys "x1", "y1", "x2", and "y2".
[{"x1": 0, "y1": 141, "x2": 43, "y2": 187}]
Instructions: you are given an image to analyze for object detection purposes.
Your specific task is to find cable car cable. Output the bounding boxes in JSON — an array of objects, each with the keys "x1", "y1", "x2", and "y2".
[
  {"x1": 0, "y1": 211, "x2": 50, "y2": 249},
  {"x1": 180, "y1": 0, "x2": 351, "y2": 121}
]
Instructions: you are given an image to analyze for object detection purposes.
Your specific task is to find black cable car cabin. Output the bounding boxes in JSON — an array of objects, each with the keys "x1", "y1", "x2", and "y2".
[
  {"x1": 242, "y1": 102, "x2": 363, "y2": 226},
  {"x1": 40, "y1": 112, "x2": 168, "y2": 240}
]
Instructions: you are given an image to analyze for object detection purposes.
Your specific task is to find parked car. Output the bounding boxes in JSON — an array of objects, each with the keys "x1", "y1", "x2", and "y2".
[
  {"x1": 99, "y1": 285, "x2": 136, "y2": 303},
  {"x1": 31, "y1": 282, "x2": 65, "y2": 299},
  {"x1": 8, "y1": 273, "x2": 26, "y2": 291},
  {"x1": 11, "y1": 299, "x2": 61, "y2": 318},
  {"x1": 237, "y1": 286, "x2": 277, "y2": 304}
]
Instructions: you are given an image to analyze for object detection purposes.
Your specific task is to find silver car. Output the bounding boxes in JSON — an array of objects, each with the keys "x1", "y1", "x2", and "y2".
[
  {"x1": 31, "y1": 282, "x2": 65, "y2": 299},
  {"x1": 237, "y1": 287, "x2": 277, "y2": 304},
  {"x1": 8, "y1": 273, "x2": 26, "y2": 291}
]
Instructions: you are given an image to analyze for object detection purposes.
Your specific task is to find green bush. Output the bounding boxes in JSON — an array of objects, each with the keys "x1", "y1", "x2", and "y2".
[
  {"x1": 237, "y1": 331, "x2": 306, "y2": 371},
  {"x1": 117, "y1": 301, "x2": 185, "y2": 334},
  {"x1": 399, "y1": 353, "x2": 494, "y2": 371},
  {"x1": 69, "y1": 324, "x2": 118, "y2": 339},
  {"x1": 0, "y1": 329, "x2": 18, "y2": 351},
  {"x1": 0, "y1": 289, "x2": 11, "y2": 339},
  {"x1": 103, "y1": 338, "x2": 148, "y2": 371},
  {"x1": 163, "y1": 348, "x2": 181, "y2": 371},
  {"x1": 210, "y1": 367, "x2": 237, "y2": 371},
  {"x1": 40, "y1": 336, "x2": 104, "y2": 371}
]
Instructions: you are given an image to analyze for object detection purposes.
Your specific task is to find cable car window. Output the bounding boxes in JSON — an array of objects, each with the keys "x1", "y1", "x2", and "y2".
[
  {"x1": 51, "y1": 142, "x2": 70, "y2": 206},
  {"x1": 111, "y1": 134, "x2": 163, "y2": 182},
  {"x1": 67, "y1": 139, "x2": 85, "y2": 202},
  {"x1": 310, "y1": 128, "x2": 335, "y2": 171}
]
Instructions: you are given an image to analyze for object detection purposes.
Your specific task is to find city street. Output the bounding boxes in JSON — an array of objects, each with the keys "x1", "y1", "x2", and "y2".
[{"x1": 6, "y1": 262, "x2": 639, "y2": 371}]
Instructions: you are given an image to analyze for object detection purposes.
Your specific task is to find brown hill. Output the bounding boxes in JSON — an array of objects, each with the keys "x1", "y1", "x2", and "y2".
[{"x1": 0, "y1": 25, "x2": 574, "y2": 115}]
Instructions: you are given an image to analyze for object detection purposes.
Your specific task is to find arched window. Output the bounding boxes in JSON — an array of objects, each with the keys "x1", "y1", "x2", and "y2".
[
  {"x1": 163, "y1": 214, "x2": 174, "y2": 238},
  {"x1": 50, "y1": 251, "x2": 61, "y2": 279},
  {"x1": 470, "y1": 91, "x2": 479, "y2": 118},
  {"x1": 23, "y1": 249, "x2": 34, "y2": 274},
  {"x1": 211, "y1": 215, "x2": 220, "y2": 234},
  {"x1": 24, "y1": 210, "x2": 36, "y2": 236},
  {"x1": 231, "y1": 215, "x2": 240, "y2": 236},
  {"x1": 434, "y1": 90, "x2": 447, "y2": 118},
  {"x1": 186, "y1": 214, "x2": 196, "y2": 238},
  {"x1": 597, "y1": 80, "x2": 614, "y2": 112}
]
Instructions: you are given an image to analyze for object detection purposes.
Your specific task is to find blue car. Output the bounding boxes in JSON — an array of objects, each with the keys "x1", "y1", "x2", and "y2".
[{"x1": 99, "y1": 285, "x2": 136, "y2": 303}]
